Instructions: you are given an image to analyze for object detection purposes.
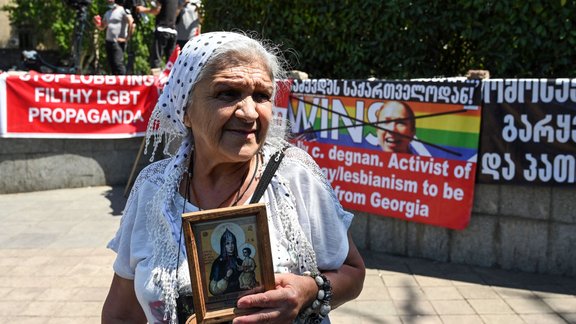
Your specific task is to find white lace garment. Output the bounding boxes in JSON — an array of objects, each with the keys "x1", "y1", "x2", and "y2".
[{"x1": 108, "y1": 142, "x2": 353, "y2": 323}]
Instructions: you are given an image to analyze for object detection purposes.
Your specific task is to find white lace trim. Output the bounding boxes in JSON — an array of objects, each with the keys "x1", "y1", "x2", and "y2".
[{"x1": 136, "y1": 139, "x2": 325, "y2": 323}]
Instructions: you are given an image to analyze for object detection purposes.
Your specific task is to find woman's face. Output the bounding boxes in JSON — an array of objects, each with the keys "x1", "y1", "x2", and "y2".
[
  {"x1": 184, "y1": 58, "x2": 274, "y2": 164},
  {"x1": 225, "y1": 237, "x2": 235, "y2": 255}
]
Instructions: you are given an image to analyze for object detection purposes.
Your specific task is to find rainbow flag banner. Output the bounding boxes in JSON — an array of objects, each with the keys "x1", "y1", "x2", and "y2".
[{"x1": 286, "y1": 79, "x2": 482, "y2": 230}]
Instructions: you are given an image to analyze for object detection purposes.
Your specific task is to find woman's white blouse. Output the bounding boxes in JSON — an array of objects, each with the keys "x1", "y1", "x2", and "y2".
[{"x1": 108, "y1": 145, "x2": 353, "y2": 323}]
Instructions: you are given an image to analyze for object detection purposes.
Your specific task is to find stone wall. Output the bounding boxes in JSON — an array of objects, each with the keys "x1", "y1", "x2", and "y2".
[
  {"x1": 1, "y1": 137, "x2": 574, "y2": 277},
  {"x1": 0, "y1": 138, "x2": 151, "y2": 194},
  {"x1": 349, "y1": 184, "x2": 576, "y2": 277}
]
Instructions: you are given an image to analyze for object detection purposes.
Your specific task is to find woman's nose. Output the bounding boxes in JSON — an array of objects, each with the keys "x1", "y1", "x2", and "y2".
[{"x1": 235, "y1": 97, "x2": 259, "y2": 121}]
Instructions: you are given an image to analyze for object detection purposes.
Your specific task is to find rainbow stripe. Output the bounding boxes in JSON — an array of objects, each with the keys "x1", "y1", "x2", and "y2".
[
  {"x1": 288, "y1": 96, "x2": 482, "y2": 161},
  {"x1": 416, "y1": 128, "x2": 479, "y2": 149}
]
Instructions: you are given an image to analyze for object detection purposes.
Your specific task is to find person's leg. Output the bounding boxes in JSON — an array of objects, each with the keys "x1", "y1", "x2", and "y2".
[
  {"x1": 117, "y1": 42, "x2": 127, "y2": 75},
  {"x1": 149, "y1": 30, "x2": 166, "y2": 69},
  {"x1": 111, "y1": 42, "x2": 127, "y2": 75},
  {"x1": 105, "y1": 41, "x2": 119, "y2": 75},
  {"x1": 164, "y1": 33, "x2": 177, "y2": 63}
]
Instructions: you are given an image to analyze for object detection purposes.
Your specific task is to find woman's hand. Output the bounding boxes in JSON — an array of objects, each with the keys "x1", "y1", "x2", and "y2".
[
  {"x1": 233, "y1": 273, "x2": 317, "y2": 324},
  {"x1": 233, "y1": 233, "x2": 365, "y2": 323}
]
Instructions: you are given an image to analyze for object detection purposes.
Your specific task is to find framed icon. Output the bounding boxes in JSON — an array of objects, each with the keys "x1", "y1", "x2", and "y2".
[{"x1": 181, "y1": 203, "x2": 274, "y2": 323}]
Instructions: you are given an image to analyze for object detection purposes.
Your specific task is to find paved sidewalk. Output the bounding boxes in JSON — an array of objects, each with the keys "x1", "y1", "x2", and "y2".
[{"x1": 0, "y1": 186, "x2": 575, "y2": 324}]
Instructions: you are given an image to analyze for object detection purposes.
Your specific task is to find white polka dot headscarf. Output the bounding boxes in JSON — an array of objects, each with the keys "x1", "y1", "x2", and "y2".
[
  {"x1": 142, "y1": 32, "x2": 264, "y2": 324},
  {"x1": 145, "y1": 31, "x2": 250, "y2": 163}
]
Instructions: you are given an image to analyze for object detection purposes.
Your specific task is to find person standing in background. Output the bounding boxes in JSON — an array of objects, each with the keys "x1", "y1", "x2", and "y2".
[
  {"x1": 94, "y1": 0, "x2": 134, "y2": 75},
  {"x1": 175, "y1": 0, "x2": 202, "y2": 49},
  {"x1": 135, "y1": 0, "x2": 179, "y2": 70},
  {"x1": 122, "y1": 0, "x2": 150, "y2": 73},
  {"x1": 124, "y1": 0, "x2": 149, "y2": 26}
]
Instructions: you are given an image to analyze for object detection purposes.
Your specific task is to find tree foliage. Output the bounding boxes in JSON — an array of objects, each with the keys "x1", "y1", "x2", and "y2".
[
  {"x1": 3, "y1": 0, "x2": 576, "y2": 78},
  {"x1": 2, "y1": 0, "x2": 153, "y2": 74},
  {"x1": 202, "y1": 0, "x2": 576, "y2": 79}
]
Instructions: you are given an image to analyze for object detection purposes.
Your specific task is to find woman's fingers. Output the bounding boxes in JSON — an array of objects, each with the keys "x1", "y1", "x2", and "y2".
[
  {"x1": 233, "y1": 273, "x2": 317, "y2": 324},
  {"x1": 236, "y1": 284, "x2": 298, "y2": 309},
  {"x1": 233, "y1": 307, "x2": 289, "y2": 324}
]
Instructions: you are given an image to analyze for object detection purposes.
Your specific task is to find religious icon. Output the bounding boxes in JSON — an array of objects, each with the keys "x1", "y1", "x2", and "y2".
[{"x1": 182, "y1": 203, "x2": 274, "y2": 324}]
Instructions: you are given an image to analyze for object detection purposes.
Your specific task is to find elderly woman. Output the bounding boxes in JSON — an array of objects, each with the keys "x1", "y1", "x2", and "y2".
[{"x1": 102, "y1": 31, "x2": 365, "y2": 324}]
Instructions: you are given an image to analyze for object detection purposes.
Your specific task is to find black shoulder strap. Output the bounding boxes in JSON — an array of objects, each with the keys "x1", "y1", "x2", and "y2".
[{"x1": 250, "y1": 147, "x2": 287, "y2": 204}]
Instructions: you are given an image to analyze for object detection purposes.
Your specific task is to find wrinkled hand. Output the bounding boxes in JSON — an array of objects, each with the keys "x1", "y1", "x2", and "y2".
[{"x1": 232, "y1": 273, "x2": 317, "y2": 324}]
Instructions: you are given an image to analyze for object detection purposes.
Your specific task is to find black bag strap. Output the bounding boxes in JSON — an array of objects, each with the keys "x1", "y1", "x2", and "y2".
[{"x1": 250, "y1": 147, "x2": 287, "y2": 204}]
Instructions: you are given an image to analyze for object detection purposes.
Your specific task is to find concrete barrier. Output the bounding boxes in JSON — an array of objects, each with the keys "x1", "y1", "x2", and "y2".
[
  {"x1": 0, "y1": 138, "x2": 150, "y2": 193},
  {"x1": 349, "y1": 183, "x2": 576, "y2": 277}
]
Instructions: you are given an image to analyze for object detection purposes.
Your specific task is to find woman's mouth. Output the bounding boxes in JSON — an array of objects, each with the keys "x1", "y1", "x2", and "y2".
[{"x1": 227, "y1": 128, "x2": 258, "y2": 140}]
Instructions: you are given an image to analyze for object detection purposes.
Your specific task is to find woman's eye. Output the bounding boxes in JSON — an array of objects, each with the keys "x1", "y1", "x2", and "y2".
[
  {"x1": 217, "y1": 90, "x2": 240, "y2": 101},
  {"x1": 253, "y1": 92, "x2": 272, "y2": 103}
]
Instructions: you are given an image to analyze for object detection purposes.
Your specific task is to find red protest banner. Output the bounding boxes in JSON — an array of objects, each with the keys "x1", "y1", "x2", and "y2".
[
  {"x1": 1, "y1": 72, "x2": 158, "y2": 138},
  {"x1": 293, "y1": 141, "x2": 476, "y2": 229},
  {"x1": 288, "y1": 79, "x2": 482, "y2": 230}
]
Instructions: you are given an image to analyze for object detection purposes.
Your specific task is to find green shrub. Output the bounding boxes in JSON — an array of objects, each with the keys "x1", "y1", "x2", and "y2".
[
  {"x1": 2, "y1": 0, "x2": 153, "y2": 75},
  {"x1": 4, "y1": 0, "x2": 575, "y2": 78},
  {"x1": 202, "y1": 0, "x2": 576, "y2": 79}
]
